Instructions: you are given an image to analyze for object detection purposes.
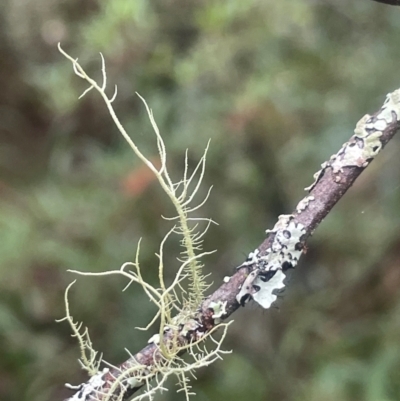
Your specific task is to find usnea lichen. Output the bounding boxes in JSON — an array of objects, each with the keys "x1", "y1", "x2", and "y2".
[{"x1": 57, "y1": 44, "x2": 231, "y2": 401}]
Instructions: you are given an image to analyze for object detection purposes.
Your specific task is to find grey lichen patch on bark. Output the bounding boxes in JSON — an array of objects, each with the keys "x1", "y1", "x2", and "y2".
[
  {"x1": 305, "y1": 90, "x2": 400, "y2": 192},
  {"x1": 209, "y1": 301, "x2": 228, "y2": 324},
  {"x1": 65, "y1": 369, "x2": 110, "y2": 401},
  {"x1": 236, "y1": 215, "x2": 306, "y2": 309},
  {"x1": 296, "y1": 195, "x2": 315, "y2": 213}
]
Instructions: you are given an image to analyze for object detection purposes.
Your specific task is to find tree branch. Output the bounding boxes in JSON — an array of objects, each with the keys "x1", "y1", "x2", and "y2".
[
  {"x1": 63, "y1": 88, "x2": 400, "y2": 401},
  {"x1": 372, "y1": 0, "x2": 400, "y2": 6}
]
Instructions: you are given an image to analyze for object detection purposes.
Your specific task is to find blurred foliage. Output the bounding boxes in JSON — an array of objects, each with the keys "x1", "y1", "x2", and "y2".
[{"x1": 1, "y1": 0, "x2": 400, "y2": 400}]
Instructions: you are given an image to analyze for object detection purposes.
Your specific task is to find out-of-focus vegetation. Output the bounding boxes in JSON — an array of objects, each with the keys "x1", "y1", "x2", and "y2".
[{"x1": 1, "y1": 1, "x2": 400, "y2": 400}]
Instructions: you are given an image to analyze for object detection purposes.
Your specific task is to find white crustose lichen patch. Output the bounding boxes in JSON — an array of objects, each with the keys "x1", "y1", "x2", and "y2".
[
  {"x1": 209, "y1": 301, "x2": 227, "y2": 324},
  {"x1": 237, "y1": 215, "x2": 305, "y2": 309},
  {"x1": 305, "y1": 89, "x2": 400, "y2": 192},
  {"x1": 148, "y1": 334, "x2": 160, "y2": 344},
  {"x1": 126, "y1": 376, "x2": 142, "y2": 389},
  {"x1": 66, "y1": 368, "x2": 109, "y2": 401},
  {"x1": 296, "y1": 195, "x2": 315, "y2": 213},
  {"x1": 241, "y1": 249, "x2": 260, "y2": 266}
]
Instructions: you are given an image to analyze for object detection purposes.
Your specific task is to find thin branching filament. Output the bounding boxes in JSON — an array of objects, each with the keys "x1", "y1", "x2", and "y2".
[{"x1": 57, "y1": 44, "x2": 229, "y2": 401}]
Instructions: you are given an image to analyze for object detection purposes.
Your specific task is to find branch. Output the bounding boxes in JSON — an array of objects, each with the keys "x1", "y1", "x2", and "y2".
[
  {"x1": 62, "y1": 87, "x2": 400, "y2": 401},
  {"x1": 372, "y1": 0, "x2": 400, "y2": 5}
]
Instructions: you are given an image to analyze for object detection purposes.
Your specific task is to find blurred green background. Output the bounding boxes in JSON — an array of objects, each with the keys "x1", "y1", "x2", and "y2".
[{"x1": 1, "y1": 1, "x2": 400, "y2": 400}]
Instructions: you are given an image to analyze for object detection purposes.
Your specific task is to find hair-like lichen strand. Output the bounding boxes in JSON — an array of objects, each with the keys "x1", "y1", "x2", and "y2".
[{"x1": 58, "y1": 44, "x2": 228, "y2": 401}]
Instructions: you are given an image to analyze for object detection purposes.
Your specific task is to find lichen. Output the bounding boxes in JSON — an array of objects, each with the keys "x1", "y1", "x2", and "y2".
[
  {"x1": 240, "y1": 249, "x2": 260, "y2": 267},
  {"x1": 58, "y1": 45, "x2": 229, "y2": 401},
  {"x1": 237, "y1": 216, "x2": 305, "y2": 309},
  {"x1": 252, "y1": 269, "x2": 286, "y2": 309},
  {"x1": 296, "y1": 195, "x2": 315, "y2": 213},
  {"x1": 305, "y1": 89, "x2": 400, "y2": 192},
  {"x1": 266, "y1": 214, "x2": 294, "y2": 234},
  {"x1": 148, "y1": 334, "x2": 160, "y2": 344},
  {"x1": 66, "y1": 368, "x2": 109, "y2": 401},
  {"x1": 209, "y1": 301, "x2": 227, "y2": 324}
]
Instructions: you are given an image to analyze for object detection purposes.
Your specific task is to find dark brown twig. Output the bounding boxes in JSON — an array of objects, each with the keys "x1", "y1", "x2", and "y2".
[{"x1": 373, "y1": 0, "x2": 400, "y2": 6}]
